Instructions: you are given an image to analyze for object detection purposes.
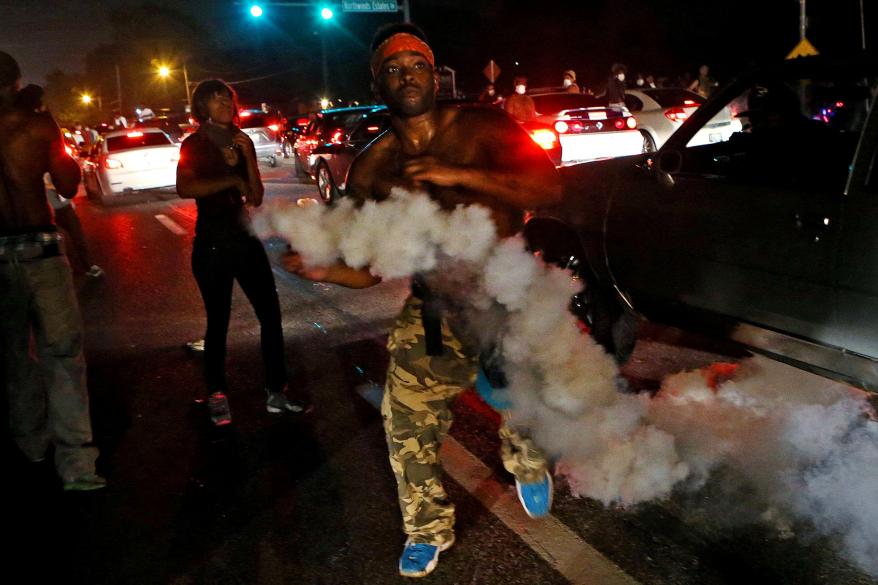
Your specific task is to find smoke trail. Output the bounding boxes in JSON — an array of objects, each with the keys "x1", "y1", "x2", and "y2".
[{"x1": 257, "y1": 189, "x2": 878, "y2": 577}]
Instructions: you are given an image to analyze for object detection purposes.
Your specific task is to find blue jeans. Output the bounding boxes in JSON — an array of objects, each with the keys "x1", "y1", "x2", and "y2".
[{"x1": 0, "y1": 253, "x2": 98, "y2": 481}]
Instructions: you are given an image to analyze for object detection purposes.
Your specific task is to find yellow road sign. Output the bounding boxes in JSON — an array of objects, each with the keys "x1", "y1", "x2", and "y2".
[{"x1": 786, "y1": 38, "x2": 819, "y2": 59}]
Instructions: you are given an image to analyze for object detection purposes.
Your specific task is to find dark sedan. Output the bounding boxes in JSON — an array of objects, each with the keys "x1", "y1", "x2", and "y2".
[{"x1": 528, "y1": 53, "x2": 878, "y2": 390}]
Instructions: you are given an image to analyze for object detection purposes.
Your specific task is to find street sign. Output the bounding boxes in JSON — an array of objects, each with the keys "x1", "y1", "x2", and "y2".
[
  {"x1": 483, "y1": 60, "x2": 501, "y2": 83},
  {"x1": 786, "y1": 37, "x2": 819, "y2": 59},
  {"x1": 343, "y1": 1, "x2": 398, "y2": 12}
]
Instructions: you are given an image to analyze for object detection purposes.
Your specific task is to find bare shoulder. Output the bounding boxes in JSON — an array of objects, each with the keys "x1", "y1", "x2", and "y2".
[{"x1": 346, "y1": 130, "x2": 397, "y2": 197}]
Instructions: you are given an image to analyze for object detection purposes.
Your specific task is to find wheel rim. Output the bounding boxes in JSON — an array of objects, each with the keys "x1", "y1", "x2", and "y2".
[
  {"x1": 641, "y1": 133, "x2": 656, "y2": 153},
  {"x1": 318, "y1": 166, "x2": 332, "y2": 202}
]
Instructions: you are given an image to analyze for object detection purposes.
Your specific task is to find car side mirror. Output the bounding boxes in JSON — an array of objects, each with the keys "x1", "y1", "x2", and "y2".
[{"x1": 655, "y1": 150, "x2": 682, "y2": 188}]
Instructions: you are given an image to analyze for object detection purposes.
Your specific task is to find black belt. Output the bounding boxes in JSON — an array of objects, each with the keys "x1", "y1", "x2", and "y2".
[
  {"x1": 411, "y1": 277, "x2": 444, "y2": 357},
  {"x1": 0, "y1": 231, "x2": 63, "y2": 262}
]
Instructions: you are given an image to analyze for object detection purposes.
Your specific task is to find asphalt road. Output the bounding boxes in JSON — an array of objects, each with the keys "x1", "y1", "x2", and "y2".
[{"x1": 3, "y1": 160, "x2": 875, "y2": 585}]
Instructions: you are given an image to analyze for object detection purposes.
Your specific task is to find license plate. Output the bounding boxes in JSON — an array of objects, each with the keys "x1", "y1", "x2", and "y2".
[
  {"x1": 709, "y1": 133, "x2": 722, "y2": 143},
  {"x1": 588, "y1": 112, "x2": 607, "y2": 120}
]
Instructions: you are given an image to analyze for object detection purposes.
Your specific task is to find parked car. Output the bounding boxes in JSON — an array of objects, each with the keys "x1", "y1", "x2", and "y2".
[
  {"x1": 624, "y1": 88, "x2": 741, "y2": 151},
  {"x1": 238, "y1": 109, "x2": 282, "y2": 167},
  {"x1": 526, "y1": 53, "x2": 878, "y2": 390},
  {"x1": 82, "y1": 128, "x2": 180, "y2": 202},
  {"x1": 293, "y1": 105, "x2": 386, "y2": 180},
  {"x1": 310, "y1": 107, "x2": 391, "y2": 203},
  {"x1": 529, "y1": 91, "x2": 643, "y2": 165}
]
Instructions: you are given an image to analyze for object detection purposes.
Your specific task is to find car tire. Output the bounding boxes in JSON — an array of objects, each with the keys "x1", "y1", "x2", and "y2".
[
  {"x1": 641, "y1": 131, "x2": 657, "y2": 153},
  {"x1": 268, "y1": 155, "x2": 278, "y2": 168},
  {"x1": 316, "y1": 161, "x2": 338, "y2": 204}
]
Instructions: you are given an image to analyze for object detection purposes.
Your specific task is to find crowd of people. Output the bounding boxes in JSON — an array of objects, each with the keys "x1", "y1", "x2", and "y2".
[{"x1": 479, "y1": 62, "x2": 720, "y2": 121}]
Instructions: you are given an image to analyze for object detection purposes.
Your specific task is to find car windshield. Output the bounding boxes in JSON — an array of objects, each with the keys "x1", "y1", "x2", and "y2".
[
  {"x1": 641, "y1": 89, "x2": 705, "y2": 107},
  {"x1": 532, "y1": 94, "x2": 603, "y2": 115},
  {"x1": 318, "y1": 111, "x2": 371, "y2": 134},
  {"x1": 106, "y1": 132, "x2": 173, "y2": 152}
]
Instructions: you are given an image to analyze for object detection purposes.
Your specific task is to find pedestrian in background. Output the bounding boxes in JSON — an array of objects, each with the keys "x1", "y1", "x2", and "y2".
[
  {"x1": 689, "y1": 64, "x2": 718, "y2": 98},
  {"x1": 176, "y1": 79, "x2": 305, "y2": 427},
  {"x1": 562, "y1": 70, "x2": 580, "y2": 93},
  {"x1": 45, "y1": 174, "x2": 103, "y2": 277},
  {"x1": 478, "y1": 82, "x2": 503, "y2": 106},
  {"x1": 504, "y1": 76, "x2": 536, "y2": 122},
  {"x1": 607, "y1": 63, "x2": 627, "y2": 109}
]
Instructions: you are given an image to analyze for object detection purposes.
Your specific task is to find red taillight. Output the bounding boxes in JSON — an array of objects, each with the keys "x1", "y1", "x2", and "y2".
[
  {"x1": 329, "y1": 128, "x2": 344, "y2": 144},
  {"x1": 366, "y1": 125, "x2": 380, "y2": 132},
  {"x1": 530, "y1": 128, "x2": 558, "y2": 150},
  {"x1": 239, "y1": 111, "x2": 252, "y2": 118},
  {"x1": 104, "y1": 158, "x2": 123, "y2": 169},
  {"x1": 614, "y1": 118, "x2": 625, "y2": 130},
  {"x1": 664, "y1": 108, "x2": 689, "y2": 123},
  {"x1": 626, "y1": 116, "x2": 637, "y2": 129},
  {"x1": 126, "y1": 131, "x2": 143, "y2": 138},
  {"x1": 268, "y1": 124, "x2": 279, "y2": 132},
  {"x1": 683, "y1": 99, "x2": 698, "y2": 106},
  {"x1": 554, "y1": 120, "x2": 569, "y2": 134},
  {"x1": 64, "y1": 145, "x2": 74, "y2": 156},
  {"x1": 835, "y1": 101, "x2": 845, "y2": 108}
]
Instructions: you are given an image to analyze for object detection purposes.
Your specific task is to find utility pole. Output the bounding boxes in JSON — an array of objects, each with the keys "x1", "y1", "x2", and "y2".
[
  {"x1": 115, "y1": 64, "x2": 123, "y2": 113},
  {"x1": 183, "y1": 64, "x2": 192, "y2": 112},
  {"x1": 799, "y1": 0, "x2": 807, "y2": 41},
  {"x1": 321, "y1": 33, "x2": 329, "y2": 96},
  {"x1": 402, "y1": 0, "x2": 410, "y2": 22},
  {"x1": 860, "y1": 0, "x2": 867, "y2": 51}
]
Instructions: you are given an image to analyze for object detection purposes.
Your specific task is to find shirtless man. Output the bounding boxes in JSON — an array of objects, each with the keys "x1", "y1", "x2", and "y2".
[
  {"x1": 0, "y1": 52, "x2": 105, "y2": 490},
  {"x1": 285, "y1": 24, "x2": 561, "y2": 577}
]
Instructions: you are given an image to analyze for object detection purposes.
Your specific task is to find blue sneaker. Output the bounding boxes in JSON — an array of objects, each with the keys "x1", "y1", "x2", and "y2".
[
  {"x1": 516, "y1": 470, "x2": 553, "y2": 518},
  {"x1": 398, "y1": 536, "x2": 455, "y2": 578}
]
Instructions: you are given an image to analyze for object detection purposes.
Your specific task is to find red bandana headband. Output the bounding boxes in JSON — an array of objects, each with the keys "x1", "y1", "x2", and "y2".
[{"x1": 370, "y1": 33, "x2": 435, "y2": 78}]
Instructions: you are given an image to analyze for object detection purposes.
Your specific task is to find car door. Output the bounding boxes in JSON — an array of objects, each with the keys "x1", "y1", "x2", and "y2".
[
  {"x1": 835, "y1": 85, "x2": 878, "y2": 362},
  {"x1": 605, "y1": 74, "x2": 855, "y2": 344}
]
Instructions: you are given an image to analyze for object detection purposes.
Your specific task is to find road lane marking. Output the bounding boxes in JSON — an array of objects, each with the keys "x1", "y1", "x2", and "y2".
[
  {"x1": 354, "y1": 384, "x2": 641, "y2": 585},
  {"x1": 155, "y1": 214, "x2": 187, "y2": 235}
]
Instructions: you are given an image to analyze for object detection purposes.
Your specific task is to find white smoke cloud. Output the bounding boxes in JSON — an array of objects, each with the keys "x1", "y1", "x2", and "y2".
[{"x1": 257, "y1": 189, "x2": 878, "y2": 578}]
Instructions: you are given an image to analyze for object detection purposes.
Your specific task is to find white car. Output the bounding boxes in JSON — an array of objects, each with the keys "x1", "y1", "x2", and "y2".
[
  {"x1": 529, "y1": 92, "x2": 643, "y2": 165},
  {"x1": 624, "y1": 88, "x2": 742, "y2": 151},
  {"x1": 83, "y1": 128, "x2": 180, "y2": 201}
]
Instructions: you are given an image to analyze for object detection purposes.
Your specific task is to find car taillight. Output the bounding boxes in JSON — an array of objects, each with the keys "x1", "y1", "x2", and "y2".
[
  {"x1": 268, "y1": 124, "x2": 279, "y2": 132},
  {"x1": 614, "y1": 118, "x2": 626, "y2": 130},
  {"x1": 626, "y1": 116, "x2": 637, "y2": 129},
  {"x1": 554, "y1": 120, "x2": 569, "y2": 134},
  {"x1": 239, "y1": 111, "x2": 252, "y2": 118},
  {"x1": 683, "y1": 99, "x2": 698, "y2": 106},
  {"x1": 329, "y1": 128, "x2": 344, "y2": 144},
  {"x1": 64, "y1": 145, "x2": 74, "y2": 156},
  {"x1": 530, "y1": 128, "x2": 558, "y2": 150},
  {"x1": 104, "y1": 158, "x2": 123, "y2": 169},
  {"x1": 127, "y1": 131, "x2": 143, "y2": 138},
  {"x1": 665, "y1": 108, "x2": 689, "y2": 123}
]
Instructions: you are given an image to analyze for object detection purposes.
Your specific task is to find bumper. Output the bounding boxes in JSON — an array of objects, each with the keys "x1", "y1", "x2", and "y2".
[{"x1": 560, "y1": 131, "x2": 643, "y2": 164}]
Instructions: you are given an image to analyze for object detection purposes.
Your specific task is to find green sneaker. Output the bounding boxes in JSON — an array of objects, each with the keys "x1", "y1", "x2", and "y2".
[{"x1": 63, "y1": 473, "x2": 107, "y2": 492}]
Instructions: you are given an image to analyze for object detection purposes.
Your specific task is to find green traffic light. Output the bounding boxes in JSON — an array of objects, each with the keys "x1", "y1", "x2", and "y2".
[
  {"x1": 250, "y1": 4, "x2": 264, "y2": 18},
  {"x1": 320, "y1": 7, "x2": 334, "y2": 20}
]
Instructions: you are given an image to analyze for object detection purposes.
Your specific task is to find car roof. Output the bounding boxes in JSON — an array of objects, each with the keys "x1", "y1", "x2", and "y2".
[{"x1": 322, "y1": 105, "x2": 385, "y2": 115}]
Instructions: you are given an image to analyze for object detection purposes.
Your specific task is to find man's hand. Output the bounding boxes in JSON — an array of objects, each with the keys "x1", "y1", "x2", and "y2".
[
  {"x1": 402, "y1": 156, "x2": 467, "y2": 188},
  {"x1": 281, "y1": 251, "x2": 334, "y2": 281},
  {"x1": 281, "y1": 250, "x2": 381, "y2": 288}
]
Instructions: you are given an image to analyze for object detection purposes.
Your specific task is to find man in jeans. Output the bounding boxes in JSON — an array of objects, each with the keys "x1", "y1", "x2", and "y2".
[{"x1": 0, "y1": 51, "x2": 105, "y2": 491}]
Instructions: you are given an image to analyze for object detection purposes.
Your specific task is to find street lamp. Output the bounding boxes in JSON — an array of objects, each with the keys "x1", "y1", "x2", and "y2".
[
  {"x1": 157, "y1": 65, "x2": 171, "y2": 78},
  {"x1": 81, "y1": 94, "x2": 92, "y2": 105},
  {"x1": 154, "y1": 61, "x2": 192, "y2": 112}
]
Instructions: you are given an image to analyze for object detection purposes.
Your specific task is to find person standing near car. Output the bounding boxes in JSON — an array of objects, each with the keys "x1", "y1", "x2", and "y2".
[
  {"x1": 0, "y1": 51, "x2": 106, "y2": 491},
  {"x1": 562, "y1": 70, "x2": 580, "y2": 93},
  {"x1": 283, "y1": 24, "x2": 561, "y2": 578},
  {"x1": 176, "y1": 79, "x2": 305, "y2": 426},
  {"x1": 504, "y1": 75, "x2": 537, "y2": 122},
  {"x1": 607, "y1": 63, "x2": 627, "y2": 110}
]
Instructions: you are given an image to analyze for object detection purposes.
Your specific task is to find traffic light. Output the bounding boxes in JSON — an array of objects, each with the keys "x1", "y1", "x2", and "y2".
[
  {"x1": 249, "y1": 4, "x2": 264, "y2": 18},
  {"x1": 320, "y1": 6, "x2": 334, "y2": 20}
]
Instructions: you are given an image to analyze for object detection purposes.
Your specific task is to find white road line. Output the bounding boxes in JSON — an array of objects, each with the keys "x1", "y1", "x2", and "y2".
[
  {"x1": 354, "y1": 384, "x2": 641, "y2": 585},
  {"x1": 154, "y1": 214, "x2": 187, "y2": 235}
]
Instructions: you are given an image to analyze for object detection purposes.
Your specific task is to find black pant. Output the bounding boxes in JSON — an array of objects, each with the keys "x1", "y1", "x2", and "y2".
[{"x1": 192, "y1": 235, "x2": 287, "y2": 393}]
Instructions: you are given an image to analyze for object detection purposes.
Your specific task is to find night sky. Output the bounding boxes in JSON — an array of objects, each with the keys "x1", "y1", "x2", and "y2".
[{"x1": 1, "y1": 0, "x2": 874, "y2": 106}]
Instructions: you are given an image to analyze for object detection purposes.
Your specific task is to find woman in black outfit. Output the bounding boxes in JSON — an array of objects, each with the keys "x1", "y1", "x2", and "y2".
[{"x1": 176, "y1": 79, "x2": 303, "y2": 425}]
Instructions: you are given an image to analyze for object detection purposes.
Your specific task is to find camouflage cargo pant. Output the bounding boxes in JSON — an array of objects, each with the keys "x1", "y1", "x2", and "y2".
[{"x1": 381, "y1": 296, "x2": 548, "y2": 546}]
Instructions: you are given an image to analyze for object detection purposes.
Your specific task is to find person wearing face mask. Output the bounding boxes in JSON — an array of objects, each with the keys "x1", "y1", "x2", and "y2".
[
  {"x1": 478, "y1": 82, "x2": 503, "y2": 106},
  {"x1": 607, "y1": 63, "x2": 627, "y2": 110},
  {"x1": 503, "y1": 76, "x2": 536, "y2": 122},
  {"x1": 562, "y1": 69, "x2": 580, "y2": 93}
]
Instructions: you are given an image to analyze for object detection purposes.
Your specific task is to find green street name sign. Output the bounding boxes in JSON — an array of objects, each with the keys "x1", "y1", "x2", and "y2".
[{"x1": 342, "y1": 1, "x2": 398, "y2": 12}]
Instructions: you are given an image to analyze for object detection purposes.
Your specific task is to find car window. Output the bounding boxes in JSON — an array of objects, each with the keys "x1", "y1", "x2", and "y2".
[
  {"x1": 239, "y1": 113, "x2": 271, "y2": 129},
  {"x1": 532, "y1": 94, "x2": 603, "y2": 115},
  {"x1": 106, "y1": 131, "x2": 172, "y2": 152},
  {"x1": 350, "y1": 114, "x2": 390, "y2": 142},
  {"x1": 642, "y1": 89, "x2": 704, "y2": 108},
  {"x1": 624, "y1": 95, "x2": 643, "y2": 112},
  {"x1": 681, "y1": 76, "x2": 876, "y2": 192}
]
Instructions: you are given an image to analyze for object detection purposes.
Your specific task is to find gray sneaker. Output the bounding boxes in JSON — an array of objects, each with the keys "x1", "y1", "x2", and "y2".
[
  {"x1": 266, "y1": 389, "x2": 306, "y2": 414},
  {"x1": 208, "y1": 391, "x2": 233, "y2": 426},
  {"x1": 63, "y1": 473, "x2": 107, "y2": 492}
]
